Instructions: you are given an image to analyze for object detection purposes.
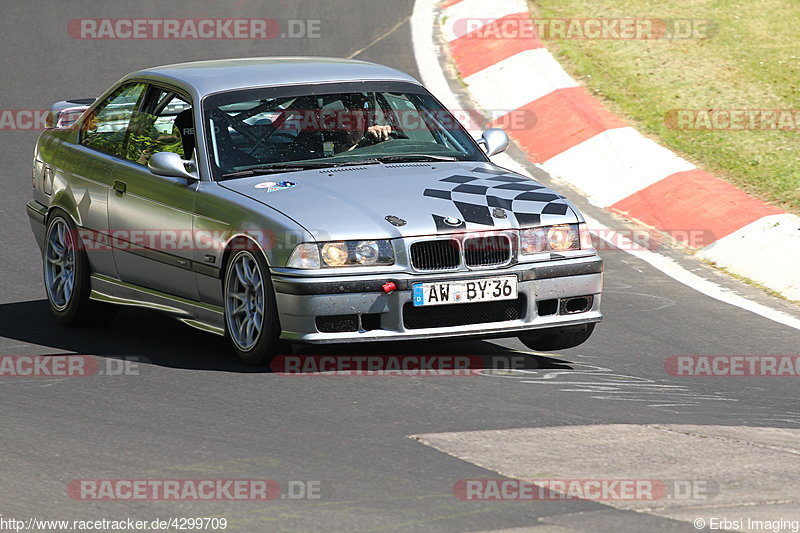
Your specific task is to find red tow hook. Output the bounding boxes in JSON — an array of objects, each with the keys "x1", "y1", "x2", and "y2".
[{"x1": 382, "y1": 281, "x2": 397, "y2": 294}]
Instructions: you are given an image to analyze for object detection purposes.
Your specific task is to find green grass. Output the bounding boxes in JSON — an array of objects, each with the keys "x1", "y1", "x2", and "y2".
[{"x1": 530, "y1": 0, "x2": 800, "y2": 212}]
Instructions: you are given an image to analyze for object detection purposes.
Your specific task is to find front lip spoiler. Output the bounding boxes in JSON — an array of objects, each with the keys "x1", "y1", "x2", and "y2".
[
  {"x1": 286, "y1": 314, "x2": 603, "y2": 344},
  {"x1": 272, "y1": 257, "x2": 603, "y2": 295}
]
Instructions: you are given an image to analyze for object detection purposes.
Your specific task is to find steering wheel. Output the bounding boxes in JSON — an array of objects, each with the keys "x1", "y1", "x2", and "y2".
[{"x1": 353, "y1": 129, "x2": 408, "y2": 149}]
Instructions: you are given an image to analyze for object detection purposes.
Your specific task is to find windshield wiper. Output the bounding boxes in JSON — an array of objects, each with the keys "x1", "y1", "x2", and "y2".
[
  {"x1": 336, "y1": 159, "x2": 382, "y2": 166},
  {"x1": 220, "y1": 163, "x2": 331, "y2": 179},
  {"x1": 220, "y1": 166, "x2": 309, "y2": 179},
  {"x1": 219, "y1": 159, "x2": 384, "y2": 179},
  {"x1": 375, "y1": 154, "x2": 459, "y2": 163}
]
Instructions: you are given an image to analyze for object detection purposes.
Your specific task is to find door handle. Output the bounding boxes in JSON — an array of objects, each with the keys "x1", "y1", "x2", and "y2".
[{"x1": 113, "y1": 180, "x2": 127, "y2": 195}]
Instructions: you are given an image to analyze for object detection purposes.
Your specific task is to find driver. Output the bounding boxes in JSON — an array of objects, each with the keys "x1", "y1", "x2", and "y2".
[{"x1": 333, "y1": 93, "x2": 393, "y2": 153}]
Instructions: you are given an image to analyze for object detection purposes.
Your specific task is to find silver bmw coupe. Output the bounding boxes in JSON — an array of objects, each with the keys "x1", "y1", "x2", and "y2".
[{"x1": 27, "y1": 57, "x2": 603, "y2": 364}]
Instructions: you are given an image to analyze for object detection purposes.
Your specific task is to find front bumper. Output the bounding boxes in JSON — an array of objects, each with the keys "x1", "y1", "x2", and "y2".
[{"x1": 272, "y1": 255, "x2": 603, "y2": 343}]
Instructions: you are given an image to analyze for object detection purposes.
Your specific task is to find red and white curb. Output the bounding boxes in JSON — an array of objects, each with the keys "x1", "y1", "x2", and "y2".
[{"x1": 433, "y1": 0, "x2": 800, "y2": 302}]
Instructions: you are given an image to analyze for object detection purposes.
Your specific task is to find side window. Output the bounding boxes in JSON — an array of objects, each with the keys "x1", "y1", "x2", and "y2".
[
  {"x1": 80, "y1": 83, "x2": 147, "y2": 158},
  {"x1": 125, "y1": 89, "x2": 193, "y2": 165}
]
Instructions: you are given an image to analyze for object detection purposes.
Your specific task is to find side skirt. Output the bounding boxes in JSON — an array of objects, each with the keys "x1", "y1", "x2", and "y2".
[{"x1": 89, "y1": 274, "x2": 225, "y2": 336}]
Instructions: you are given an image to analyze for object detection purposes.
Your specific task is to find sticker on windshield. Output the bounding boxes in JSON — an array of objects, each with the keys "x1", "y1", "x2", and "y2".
[{"x1": 255, "y1": 181, "x2": 296, "y2": 192}]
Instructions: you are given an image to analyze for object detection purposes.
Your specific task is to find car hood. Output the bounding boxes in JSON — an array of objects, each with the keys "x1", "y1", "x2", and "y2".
[{"x1": 219, "y1": 161, "x2": 581, "y2": 241}]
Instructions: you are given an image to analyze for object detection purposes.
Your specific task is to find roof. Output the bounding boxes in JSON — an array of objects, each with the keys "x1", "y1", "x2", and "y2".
[{"x1": 123, "y1": 57, "x2": 421, "y2": 98}]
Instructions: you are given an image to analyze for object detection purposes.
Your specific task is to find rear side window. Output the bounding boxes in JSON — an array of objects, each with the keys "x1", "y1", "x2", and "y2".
[{"x1": 80, "y1": 83, "x2": 147, "y2": 158}]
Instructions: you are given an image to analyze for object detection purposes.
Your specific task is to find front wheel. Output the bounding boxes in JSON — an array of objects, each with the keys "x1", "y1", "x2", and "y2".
[
  {"x1": 223, "y1": 248, "x2": 282, "y2": 365},
  {"x1": 518, "y1": 323, "x2": 596, "y2": 352}
]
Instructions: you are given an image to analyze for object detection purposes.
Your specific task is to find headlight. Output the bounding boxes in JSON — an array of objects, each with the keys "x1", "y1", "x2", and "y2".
[
  {"x1": 287, "y1": 240, "x2": 394, "y2": 269},
  {"x1": 321, "y1": 242, "x2": 349, "y2": 267},
  {"x1": 520, "y1": 224, "x2": 580, "y2": 255},
  {"x1": 353, "y1": 240, "x2": 381, "y2": 265},
  {"x1": 547, "y1": 225, "x2": 579, "y2": 251}
]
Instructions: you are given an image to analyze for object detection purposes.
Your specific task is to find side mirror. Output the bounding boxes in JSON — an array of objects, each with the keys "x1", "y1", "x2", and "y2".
[
  {"x1": 479, "y1": 128, "x2": 510, "y2": 157},
  {"x1": 46, "y1": 99, "x2": 95, "y2": 129},
  {"x1": 148, "y1": 152, "x2": 198, "y2": 180}
]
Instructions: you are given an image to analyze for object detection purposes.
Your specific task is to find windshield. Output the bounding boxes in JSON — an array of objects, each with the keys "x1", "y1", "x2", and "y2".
[{"x1": 202, "y1": 81, "x2": 487, "y2": 179}]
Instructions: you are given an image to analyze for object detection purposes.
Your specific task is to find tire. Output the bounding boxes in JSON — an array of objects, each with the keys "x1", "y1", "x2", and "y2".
[
  {"x1": 518, "y1": 323, "x2": 596, "y2": 352},
  {"x1": 223, "y1": 247, "x2": 282, "y2": 365},
  {"x1": 43, "y1": 212, "x2": 118, "y2": 325}
]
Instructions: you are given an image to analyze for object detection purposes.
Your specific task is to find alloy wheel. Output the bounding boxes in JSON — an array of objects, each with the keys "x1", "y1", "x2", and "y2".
[
  {"x1": 225, "y1": 251, "x2": 265, "y2": 351},
  {"x1": 45, "y1": 218, "x2": 76, "y2": 311}
]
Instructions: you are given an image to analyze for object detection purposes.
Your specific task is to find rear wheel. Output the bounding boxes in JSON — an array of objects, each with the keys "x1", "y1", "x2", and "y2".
[
  {"x1": 44, "y1": 212, "x2": 117, "y2": 325},
  {"x1": 518, "y1": 323, "x2": 596, "y2": 351},
  {"x1": 223, "y1": 248, "x2": 282, "y2": 365}
]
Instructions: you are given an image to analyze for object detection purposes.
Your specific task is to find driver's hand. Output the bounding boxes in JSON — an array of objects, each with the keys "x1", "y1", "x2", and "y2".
[{"x1": 365, "y1": 124, "x2": 392, "y2": 141}]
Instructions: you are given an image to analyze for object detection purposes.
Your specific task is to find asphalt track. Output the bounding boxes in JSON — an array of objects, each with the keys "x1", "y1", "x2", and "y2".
[{"x1": 1, "y1": 1, "x2": 799, "y2": 532}]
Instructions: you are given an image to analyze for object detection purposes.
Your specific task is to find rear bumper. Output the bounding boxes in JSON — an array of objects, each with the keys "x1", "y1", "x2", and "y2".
[{"x1": 272, "y1": 255, "x2": 603, "y2": 343}]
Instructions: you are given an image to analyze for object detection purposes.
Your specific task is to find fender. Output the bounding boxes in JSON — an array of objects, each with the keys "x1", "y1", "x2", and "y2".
[{"x1": 48, "y1": 189, "x2": 82, "y2": 228}]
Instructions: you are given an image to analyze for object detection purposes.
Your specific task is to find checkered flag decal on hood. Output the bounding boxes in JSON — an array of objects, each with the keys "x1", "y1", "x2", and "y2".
[{"x1": 423, "y1": 167, "x2": 570, "y2": 229}]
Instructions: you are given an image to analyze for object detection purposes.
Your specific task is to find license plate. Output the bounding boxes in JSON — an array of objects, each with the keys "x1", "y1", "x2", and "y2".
[{"x1": 412, "y1": 276, "x2": 517, "y2": 307}]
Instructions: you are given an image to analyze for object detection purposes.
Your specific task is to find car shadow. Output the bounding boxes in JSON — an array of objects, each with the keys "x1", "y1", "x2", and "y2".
[
  {"x1": 0, "y1": 300, "x2": 575, "y2": 374},
  {"x1": 0, "y1": 299, "x2": 257, "y2": 372}
]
